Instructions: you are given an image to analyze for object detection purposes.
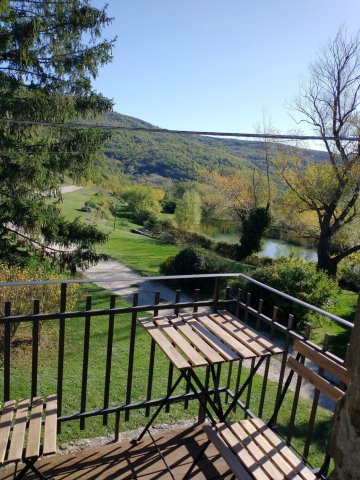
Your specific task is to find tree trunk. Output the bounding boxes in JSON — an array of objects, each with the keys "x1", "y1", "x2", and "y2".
[
  {"x1": 328, "y1": 295, "x2": 360, "y2": 479},
  {"x1": 317, "y1": 230, "x2": 338, "y2": 277}
]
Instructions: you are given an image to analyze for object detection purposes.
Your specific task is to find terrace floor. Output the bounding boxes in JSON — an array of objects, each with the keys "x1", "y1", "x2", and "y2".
[{"x1": 0, "y1": 424, "x2": 232, "y2": 479}]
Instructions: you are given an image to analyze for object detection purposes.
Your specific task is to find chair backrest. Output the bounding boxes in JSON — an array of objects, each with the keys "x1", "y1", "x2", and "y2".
[{"x1": 287, "y1": 340, "x2": 350, "y2": 402}]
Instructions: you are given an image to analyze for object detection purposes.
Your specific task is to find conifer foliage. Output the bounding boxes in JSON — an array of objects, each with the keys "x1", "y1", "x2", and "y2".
[{"x1": 0, "y1": 1, "x2": 115, "y2": 271}]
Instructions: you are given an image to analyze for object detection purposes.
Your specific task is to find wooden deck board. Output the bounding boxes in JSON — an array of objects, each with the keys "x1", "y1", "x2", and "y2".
[{"x1": 0, "y1": 425, "x2": 232, "y2": 479}]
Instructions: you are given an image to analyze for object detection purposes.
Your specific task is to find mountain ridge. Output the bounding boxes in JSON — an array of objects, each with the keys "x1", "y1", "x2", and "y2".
[{"x1": 96, "y1": 111, "x2": 328, "y2": 182}]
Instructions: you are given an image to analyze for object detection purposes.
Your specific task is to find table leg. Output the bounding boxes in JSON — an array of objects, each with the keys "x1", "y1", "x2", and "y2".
[
  {"x1": 223, "y1": 356, "x2": 266, "y2": 420},
  {"x1": 134, "y1": 372, "x2": 185, "y2": 442},
  {"x1": 209, "y1": 364, "x2": 224, "y2": 420}
]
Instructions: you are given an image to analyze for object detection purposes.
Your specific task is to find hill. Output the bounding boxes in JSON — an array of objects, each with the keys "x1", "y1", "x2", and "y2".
[{"x1": 95, "y1": 112, "x2": 328, "y2": 183}]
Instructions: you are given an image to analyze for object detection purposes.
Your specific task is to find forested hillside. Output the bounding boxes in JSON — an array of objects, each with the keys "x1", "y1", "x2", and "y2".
[{"x1": 95, "y1": 112, "x2": 328, "y2": 182}]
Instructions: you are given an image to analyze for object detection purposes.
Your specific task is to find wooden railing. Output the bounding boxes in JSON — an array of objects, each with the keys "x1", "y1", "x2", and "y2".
[{"x1": 0, "y1": 273, "x2": 353, "y2": 470}]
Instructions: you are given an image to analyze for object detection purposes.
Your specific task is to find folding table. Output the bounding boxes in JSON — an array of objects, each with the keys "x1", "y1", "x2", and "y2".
[{"x1": 135, "y1": 310, "x2": 283, "y2": 442}]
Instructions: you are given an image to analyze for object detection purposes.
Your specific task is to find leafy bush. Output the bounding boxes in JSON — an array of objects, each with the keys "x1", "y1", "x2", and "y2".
[
  {"x1": 338, "y1": 253, "x2": 360, "y2": 291},
  {"x1": 160, "y1": 246, "x2": 241, "y2": 293},
  {"x1": 84, "y1": 193, "x2": 112, "y2": 219},
  {"x1": 229, "y1": 257, "x2": 339, "y2": 329},
  {"x1": 244, "y1": 254, "x2": 274, "y2": 267},
  {"x1": 0, "y1": 264, "x2": 80, "y2": 354},
  {"x1": 123, "y1": 185, "x2": 162, "y2": 224},
  {"x1": 213, "y1": 241, "x2": 237, "y2": 259}
]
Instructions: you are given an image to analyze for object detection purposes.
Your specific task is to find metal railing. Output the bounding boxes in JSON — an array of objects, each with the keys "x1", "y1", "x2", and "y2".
[{"x1": 0, "y1": 273, "x2": 354, "y2": 470}]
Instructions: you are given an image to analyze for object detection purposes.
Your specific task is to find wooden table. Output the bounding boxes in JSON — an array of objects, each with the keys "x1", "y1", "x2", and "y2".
[{"x1": 135, "y1": 310, "x2": 283, "y2": 442}]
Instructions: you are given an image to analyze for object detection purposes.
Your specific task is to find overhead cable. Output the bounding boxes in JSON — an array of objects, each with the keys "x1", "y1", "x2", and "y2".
[{"x1": 0, "y1": 117, "x2": 358, "y2": 142}]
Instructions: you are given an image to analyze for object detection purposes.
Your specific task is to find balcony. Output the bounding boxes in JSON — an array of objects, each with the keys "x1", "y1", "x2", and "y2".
[{"x1": 0, "y1": 273, "x2": 353, "y2": 479}]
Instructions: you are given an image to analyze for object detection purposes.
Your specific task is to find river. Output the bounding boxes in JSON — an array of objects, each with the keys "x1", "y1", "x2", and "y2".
[{"x1": 198, "y1": 219, "x2": 317, "y2": 261}]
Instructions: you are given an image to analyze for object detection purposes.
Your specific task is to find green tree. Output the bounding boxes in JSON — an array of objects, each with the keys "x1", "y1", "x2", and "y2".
[
  {"x1": 175, "y1": 191, "x2": 202, "y2": 229},
  {"x1": 123, "y1": 184, "x2": 162, "y2": 224},
  {"x1": 281, "y1": 28, "x2": 360, "y2": 277},
  {"x1": 0, "y1": 1, "x2": 115, "y2": 271}
]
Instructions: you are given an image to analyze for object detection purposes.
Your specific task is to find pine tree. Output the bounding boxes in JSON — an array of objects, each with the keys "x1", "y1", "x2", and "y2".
[{"x1": 0, "y1": 0, "x2": 115, "y2": 271}]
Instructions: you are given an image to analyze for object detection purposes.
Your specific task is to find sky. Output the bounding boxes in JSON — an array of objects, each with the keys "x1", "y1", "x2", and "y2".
[{"x1": 92, "y1": 0, "x2": 360, "y2": 141}]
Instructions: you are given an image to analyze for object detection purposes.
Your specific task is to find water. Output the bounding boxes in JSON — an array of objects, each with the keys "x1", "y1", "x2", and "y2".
[{"x1": 199, "y1": 219, "x2": 317, "y2": 261}]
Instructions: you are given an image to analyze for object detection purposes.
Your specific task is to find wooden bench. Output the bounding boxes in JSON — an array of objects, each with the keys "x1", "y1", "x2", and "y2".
[
  {"x1": 0, "y1": 394, "x2": 57, "y2": 480},
  {"x1": 185, "y1": 340, "x2": 349, "y2": 480}
]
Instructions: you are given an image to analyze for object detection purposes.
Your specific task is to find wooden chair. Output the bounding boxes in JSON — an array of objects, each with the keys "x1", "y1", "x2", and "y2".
[
  {"x1": 0, "y1": 394, "x2": 57, "y2": 479},
  {"x1": 185, "y1": 340, "x2": 350, "y2": 480}
]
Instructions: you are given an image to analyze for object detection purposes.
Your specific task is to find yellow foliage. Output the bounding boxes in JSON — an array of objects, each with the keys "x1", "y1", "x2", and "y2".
[
  {"x1": 0, "y1": 265, "x2": 80, "y2": 317},
  {"x1": 200, "y1": 168, "x2": 270, "y2": 217}
]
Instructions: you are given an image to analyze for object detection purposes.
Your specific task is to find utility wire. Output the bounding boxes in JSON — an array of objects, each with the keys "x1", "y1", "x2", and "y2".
[{"x1": 0, "y1": 117, "x2": 359, "y2": 142}]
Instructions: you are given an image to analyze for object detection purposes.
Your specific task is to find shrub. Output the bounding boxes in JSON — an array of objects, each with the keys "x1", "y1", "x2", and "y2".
[
  {"x1": 160, "y1": 246, "x2": 241, "y2": 293},
  {"x1": 244, "y1": 254, "x2": 274, "y2": 267},
  {"x1": 213, "y1": 241, "x2": 237, "y2": 259},
  {"x1": 0, "y1": 264, "x2": 80, "y2": 356},
  {"x1": 338, "y1": 253, "x2": 360, "y2": 291},
  {"x1": 229, "y1": 257, "x2": 339, "y2": 330},
  {"x1": 123, "y1": 185, "x2": 162, "y2": 224}
]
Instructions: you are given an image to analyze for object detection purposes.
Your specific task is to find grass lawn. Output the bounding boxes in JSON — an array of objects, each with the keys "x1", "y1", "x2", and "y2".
[
  {"x1": 2, "y1": 283, "x2": 334, "y2": 469},
  {"x1": 60, "y1": 187, "x2": 179, "y2": 275},
  {"x1": 59, "y1": 186, "x2": 244, "y2": 276},
  {"x1": 310, "y1": 289, "x2": 357, "y2": 358}
]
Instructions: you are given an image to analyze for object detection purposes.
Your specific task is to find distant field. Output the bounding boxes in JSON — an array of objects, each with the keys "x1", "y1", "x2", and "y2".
[{"x1": 60, "y1": 187, "x2": 179, "y2": 276}]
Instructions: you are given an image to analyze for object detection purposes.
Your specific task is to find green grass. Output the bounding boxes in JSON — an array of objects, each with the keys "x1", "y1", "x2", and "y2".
[
  {"x1": 2, "y1": 283, "x2": 334, "y2": 469},
  {"x1": 309, "y1": 289, "x2": 357, "y2": 358},
  {"x1": 60, "y1": 187, "x2": 179, "y2": 275}
]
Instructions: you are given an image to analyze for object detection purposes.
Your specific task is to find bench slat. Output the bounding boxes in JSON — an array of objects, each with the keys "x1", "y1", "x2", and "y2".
[
  {"x1": 154, "y1": 317, "x2": 208, "y2": 367},
  {"x1": 228, "y1": 422, "x2": 284, "y2": 480},
  {"x1": 43, "y1": 394, "x2": 58, "y2": 455},
  {"x1": 294, "y1": 340, "x2": 350, "y2": 385},
  {"x1": 287, "y1": 357, "x2": 344, "y2": 402},
  {"x1": 203, "y1": 425, "x2": 253, "y2": 480},
  {"x1": 240, "y1": 419, "x2": 303, "y2": 480},
  {"x1": 25, "y1": 397, "x2": 43, "y2": 459},
  {"x1": 195, "y1": 313, "x2": 256, "y2": 359},
  {"x1": 216, "y1": 423, "x2": 271, "y2": 480},
  {"x1": 218, "y1": 310, "x2": 283, "y2": 354},
  {"x1": 7, "y1": 399, "x2": 29, "y2": 462},
  {"x1": 139, "y1": 318, "x2": 190, "y2": 370},
  {"x1": 0, "y1": 400, "x2": 16, "y2": 464},
  {"x1": 209, "y1": 313, "x2": 270, "y2": 357},
  {"x1": 180, "y1": 314, "x2": 239, "y2": 362},
  {"x1": 167, "y1": 316, "x2": 223, "y2": 364},
  {"x1": 249, "y1": 418, "x2": 316, "y2": 480}
]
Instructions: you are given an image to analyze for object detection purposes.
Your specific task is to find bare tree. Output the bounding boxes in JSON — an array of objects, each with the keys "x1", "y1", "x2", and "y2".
[{"x1": 282, "y1": 27, "x2": 360, "y2": 276}]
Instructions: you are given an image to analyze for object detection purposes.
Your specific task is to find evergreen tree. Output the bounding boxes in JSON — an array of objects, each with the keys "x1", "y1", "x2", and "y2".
[{"x1": 0, "y1": 0, "x2": 115, "y2": 271}]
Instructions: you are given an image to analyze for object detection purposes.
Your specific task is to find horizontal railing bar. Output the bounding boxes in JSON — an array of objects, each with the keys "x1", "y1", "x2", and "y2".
[
  {"x1": 0, "y1": 272, "x2": 352, "y2": 328},
  {"x1": 241, "y1": 302, "x2": 346, "y2": 365},
  {"x1": 237, "y1": 273, "x2": 354, "y2": 328},
  {"x1": 0, "y1": 299, "x2": 235, "y2": 324},
  {"x1": 58, "y1": 386, "x2": 228, "y2": 422},
  {"x1": 0, "y1": 273, "x2": 240, "y2": 287}
]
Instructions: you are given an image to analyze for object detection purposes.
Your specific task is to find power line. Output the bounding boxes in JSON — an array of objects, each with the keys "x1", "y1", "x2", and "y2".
[{"x1": 0, "y1": 117, "x2": 359, "y2": 142}]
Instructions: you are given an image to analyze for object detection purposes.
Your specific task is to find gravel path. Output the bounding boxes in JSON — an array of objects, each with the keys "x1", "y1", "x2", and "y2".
[
  {"x1": 60, "y1": 185, "x2": 83, "y2": 194},
  {"x1": 85, "y1": 259, "x2": 195, "y2": 315}
]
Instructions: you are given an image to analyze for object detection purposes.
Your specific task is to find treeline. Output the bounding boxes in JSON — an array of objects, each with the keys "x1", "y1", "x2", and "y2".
[{"x1": 96, "y1": 112, "x2": 328, "y2": 182}]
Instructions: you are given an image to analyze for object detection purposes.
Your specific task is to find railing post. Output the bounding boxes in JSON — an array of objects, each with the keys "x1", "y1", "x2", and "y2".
[
  {"x1": 125, "y1": 292, "x2": 138, "y2": 421},
  {"x1": 57, "y1": 282, "x2": 67, "y2": 434},
  {"x1": 31, "y1": 299, "x2": 40, "y2": 399},
  {"x1": 103, "y1": 294, "x2": 116, "y2": 426},
  {"x1": 273, "y1": 313, "x2": 293, "y2": 425},
  {"x1": 4, "y1": 301, "x2": 11, "y2": 402},
  {"x1": 145, "y1": 291, "x2": 160, "y2": 417},
  {"x1": 80, "y1": 296, "x2": 92, "y2": 430},
  {"x1": 213, "y1": 277, "x2": 220, "y2": 312}
]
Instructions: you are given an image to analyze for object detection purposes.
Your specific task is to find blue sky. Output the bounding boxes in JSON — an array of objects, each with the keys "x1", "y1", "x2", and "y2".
[{"x1": 93, "y1": 0, "x2": 360, "y2": 139}]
